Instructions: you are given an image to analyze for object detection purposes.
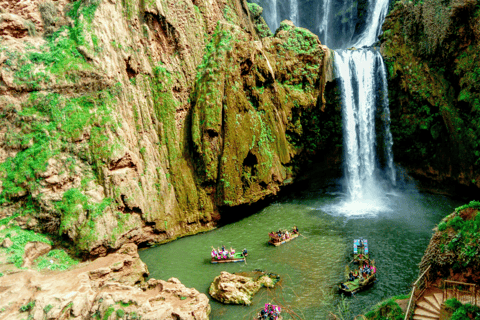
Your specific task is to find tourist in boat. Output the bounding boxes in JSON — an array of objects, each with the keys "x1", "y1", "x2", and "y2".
[
  {"x1": 353, "y1": 269, "x2": 359, "y2": 278},
  {"x1": 293, "y1": 225, "x2": 299, "y2": 234},
  {"x1": 221, "y1": 245, "x2": 226, "y2": 251},
  {"x1": 230, "y1": 247, "x2": 235, "y2": 257},
  {"x1": 242, "y1": 248, "x2": 248, "y2": 257},
  {"x1": 211, "y1": 247, "x2": 217, "y2": 258},
  {"x1": 371, "y1": 265, "x2": 376, "y2": 274},
  {"x1": 341, "y1": 282, "x2": 349, "y2": 290},
  {"x1": 259, "y1": 309, "x2": 267, "y2": 319},
  {"x1": 349, "y1": 271, "x2": 355, "y2": 281},
  {"x1": 285, "y1": 230, "x2": 290, "y2": 239}
]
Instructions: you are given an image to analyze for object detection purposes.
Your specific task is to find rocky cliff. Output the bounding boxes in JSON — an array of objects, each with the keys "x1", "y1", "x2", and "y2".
[
  {"x1": 0, "y1": 0, "x2": 339, "y2": 256},
  {"x1": 381, "y1": 0, "x2": 480, "y2": 195},
  {"x1": 0, "y1": 243, "x2": 211, "y2": 319},
  {"x1": 418, "y1": 201, "x2": 480, "y2": 283}
]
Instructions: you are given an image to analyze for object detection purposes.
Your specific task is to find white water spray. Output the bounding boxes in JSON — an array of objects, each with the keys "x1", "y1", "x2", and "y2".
[
  {"x1": 290, "y1": 0, "x2": 299, "y2": 26},
  {"x1": 318, "y1": 0, "x2": 331, "y2": 47}
]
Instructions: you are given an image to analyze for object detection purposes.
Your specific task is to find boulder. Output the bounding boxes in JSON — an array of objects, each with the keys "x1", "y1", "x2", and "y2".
[
  {"x1": 22, "y1": 241, "x2": 52, "y2": 267},
  {"x1": 209, "y1": 271, "x2": 280, "y2": 305},
  {"x1": 1, "y1": 237, "x2": 13, "y2": 248}
]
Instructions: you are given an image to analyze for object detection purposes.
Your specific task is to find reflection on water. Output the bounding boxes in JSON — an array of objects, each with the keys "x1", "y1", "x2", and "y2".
[{"x1": 139, "y1": 179, "x2": 461, "y2": 319}]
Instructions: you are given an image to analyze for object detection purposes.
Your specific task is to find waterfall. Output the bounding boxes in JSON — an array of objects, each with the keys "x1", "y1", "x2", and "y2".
[
  {"x1": 335, "y1": 49, "x2": 393, "y2": 201},
  {"x1": 249, "y1": 0, "x2": 396, "y2": 212},
  {"x1": 351, "y1": 0, "x2": 390, "y2": 48},
  {"x1": 318, "y1": 0, "x2": 331, "y2": 47},
  {"x1": 379, "y1": 59, "x2": 396, "y2": 186},
  {"x1": 290, "y1": 0, "x2": 299, "y2": 27}
]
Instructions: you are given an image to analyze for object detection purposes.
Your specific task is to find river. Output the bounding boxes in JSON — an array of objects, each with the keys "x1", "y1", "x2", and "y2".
[{"x1": 139, "y1": 175, "x2": 461, "y2": 319}]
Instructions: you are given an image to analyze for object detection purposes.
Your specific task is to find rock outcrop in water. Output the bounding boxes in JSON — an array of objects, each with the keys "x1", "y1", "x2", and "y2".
[
  {"x1": 0, "y1": 0, "x2": 339, "y2": 257},
  {"x1": 209, "y1": 271, "x2": 279, "y2": 305},
  {"x1": 0, "y1": 243, "x2": 210, "y2": 319},
  {"x1": 381, "y1": 0, "x2": 480, "y2": 195}
]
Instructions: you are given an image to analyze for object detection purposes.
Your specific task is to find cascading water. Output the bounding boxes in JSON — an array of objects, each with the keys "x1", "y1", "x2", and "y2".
[
  {"x1": 290, "y1": 0, "x2": 299, "y2": 27},
  {"x1": 334, "y1": 49, "x2": 394, "y2": 205},
  {"x1": 249, "y1": 0, "x2": 395, "y2": 214}
]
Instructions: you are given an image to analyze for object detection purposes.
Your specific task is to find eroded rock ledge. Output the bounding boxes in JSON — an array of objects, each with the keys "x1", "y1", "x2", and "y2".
[{"x1": 0, "y1": 244, "x2": 210, "y2": 320}]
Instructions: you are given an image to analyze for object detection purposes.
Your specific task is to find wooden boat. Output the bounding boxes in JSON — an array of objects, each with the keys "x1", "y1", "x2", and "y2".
[
  {"x1": 255, "y1": 303, "x2": 282, "y2": 320},
  {"x1": 255, "y1": 313, "x2": 282, "y2": 320},
  {"x1": 211, "y1": 252, "x2": 245, "y2": 264},
  {"x1": 338, "y1": 272, "x2": 377, "y2": 295},
  {"x1": 353, "y1": 238, "x2": 369, "y2": 264},
  {"x1": 268, "y1": 232, "x2": 299, "y2": 246}
]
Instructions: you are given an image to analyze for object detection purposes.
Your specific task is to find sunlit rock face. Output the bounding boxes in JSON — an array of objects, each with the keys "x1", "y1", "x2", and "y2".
[{"x1": 0, "y1": 0, "x2": 340, "y2": 255}]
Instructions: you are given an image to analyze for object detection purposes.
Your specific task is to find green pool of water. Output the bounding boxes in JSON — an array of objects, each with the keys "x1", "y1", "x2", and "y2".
[{"x1": 139, "y1": 180, "x2": 461, "y2": 319}]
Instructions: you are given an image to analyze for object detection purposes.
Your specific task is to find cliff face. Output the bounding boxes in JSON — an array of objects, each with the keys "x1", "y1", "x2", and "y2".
[
  {"x1": 0, "y1": 0, "x2": 338, "y2": 255},
  {"x1": 381, "y1": 0, "x2": 480, "y2": 194}
]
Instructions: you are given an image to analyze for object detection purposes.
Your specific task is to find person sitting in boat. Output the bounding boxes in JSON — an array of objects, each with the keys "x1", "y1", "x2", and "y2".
[
  {"x1": 285, "y1": 230, "x2": 290, "y2": 239},
  {"x1": 211, "y1": 247, "x2": 217, "y2": 258},
  {"x1": 242, "y1": 248, "x2": 248, "y2": 257},
  {"x1": 353, "y1": 269, "x2": 359, "y2": 278},
  {"x1": 371, "y1": 265, "x2": 376, "y2": 274},
  {"x1": 259, "y1": 309, "x2": 268, "y2": 319},
  {"x1": 277, "y1": 230, "x2": 282, "y2": 238},
  {"x1": 349, "y1": 271, "x2": 355, "y2": 281},
  {"x1": 221, "y1": 245, "x2": 226, "y2": 251},
  {"x1": 341, "y1": 282, "x2": 349, "y2": 290},
  {"x1": 230, "y1": 247, "x2": 235, "y2": 257},
  {"x1": 293, "y1": 225, "x2": 299, "y2": 234}
]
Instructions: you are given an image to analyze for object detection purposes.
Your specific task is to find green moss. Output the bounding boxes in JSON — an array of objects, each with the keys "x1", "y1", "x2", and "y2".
[
  {"x1": 0, "y1": 227, "x2": 52, "y2": 268},
  {"x1": 35, "y1": 249, "x2": 79, "y2": 271},
  {"x1": 20, "y1": 301, "x2": 35, "y2": 312},
  {"x1": 444, "y1": 298, "x2": 480, "y2": 320},
  {"x1": 0, "y1": 91, "x2": 116, "y2": 206},
  {"x1": 363, "y1": 296, "x2": 405, "y2": 320},
  {"x1": 103, "y1": 306, "x2": 115, "y2": 320},
  {"x1": 436, "y1": 206, "x2": 480, "y2": 268}
]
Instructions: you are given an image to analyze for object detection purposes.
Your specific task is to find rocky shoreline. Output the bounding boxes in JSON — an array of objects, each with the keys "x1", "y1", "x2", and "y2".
[{"x1": 0, "y1": 243, "x2": 210, "y2": 320}]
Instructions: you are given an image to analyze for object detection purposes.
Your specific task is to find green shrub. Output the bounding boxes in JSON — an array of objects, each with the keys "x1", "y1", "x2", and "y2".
[
  {"x1": 364, "y1": 297, "x2": 405, "y2": 320},
  {"x1": 116, "y1": 309, "x2": 125, "y2": 318},
  {"x1": 35, "y1": 249, "x2": 79, "y2": 271},
  {"x1": 20, "y1": 300, "x2": 35, "y2": 312},
  {"x1": 456, "y1": 201, "x2": 480, "y2": 212},
  {"x1": 447, "y1": 216, "x2": 465, "y2": 231},
  {"x1": 438, "y1": 221, "x2": 447, "y2": 231},
  {"x1": 0, "y1": 227, "x2": 52, "y2": 268},
  {"x1": 43, "y1": 304, "x2": 53, "y2": 313}
]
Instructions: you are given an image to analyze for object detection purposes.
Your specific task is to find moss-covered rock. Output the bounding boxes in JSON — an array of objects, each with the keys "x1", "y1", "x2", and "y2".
[
  {"x1": 191, "y1": 20, "x2": 338, "y2": 208},
  {"x1": 381, "y1": 0, "x2": 480, "y2": 193},
  {"x1": 419, "y1": 201, "x2": 480, "y2": 283},
  {"x1": 0, "y1": 0, "x2": 340, "y2": 256}
]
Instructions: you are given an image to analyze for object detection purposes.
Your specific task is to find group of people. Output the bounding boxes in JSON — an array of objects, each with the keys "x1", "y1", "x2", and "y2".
[
  {"x1": 347, "y1": 261, "x2": 376, "y2": 281},
  {"x1": 258, "y1": 303, "x2": 281, "y2": 320},
  {"x1": 269, "y1": 226, "x2": 299, "y2": 242},
  {"x1": 211, "y1": 245, "x2": 247, "y2": 260}
]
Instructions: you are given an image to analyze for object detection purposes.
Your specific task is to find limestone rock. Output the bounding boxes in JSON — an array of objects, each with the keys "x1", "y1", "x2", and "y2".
[
  {"x1": 209, "y1": 271, "x2": 279, "y2": 305},
  {"x1": 0, "y1": 244, "x2": 210, "y2": 320},
  {"x1": 22, "y1": 241, "x2": 52, "y2": 267},
  {"x1": 1, "y1": 237, "x2": 12, "y2": 248}
]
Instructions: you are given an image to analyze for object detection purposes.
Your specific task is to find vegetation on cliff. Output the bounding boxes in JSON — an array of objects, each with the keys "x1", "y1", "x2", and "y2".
[
  {"x1": 0, "y1": 0, "x2": 339, "y2": 256},
  {"x1": 419, "y1": 200, "x2": 480, "y2": 281},
  {"x1": 381, "y1": 0, "x2": 480, "y2": 191}
]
